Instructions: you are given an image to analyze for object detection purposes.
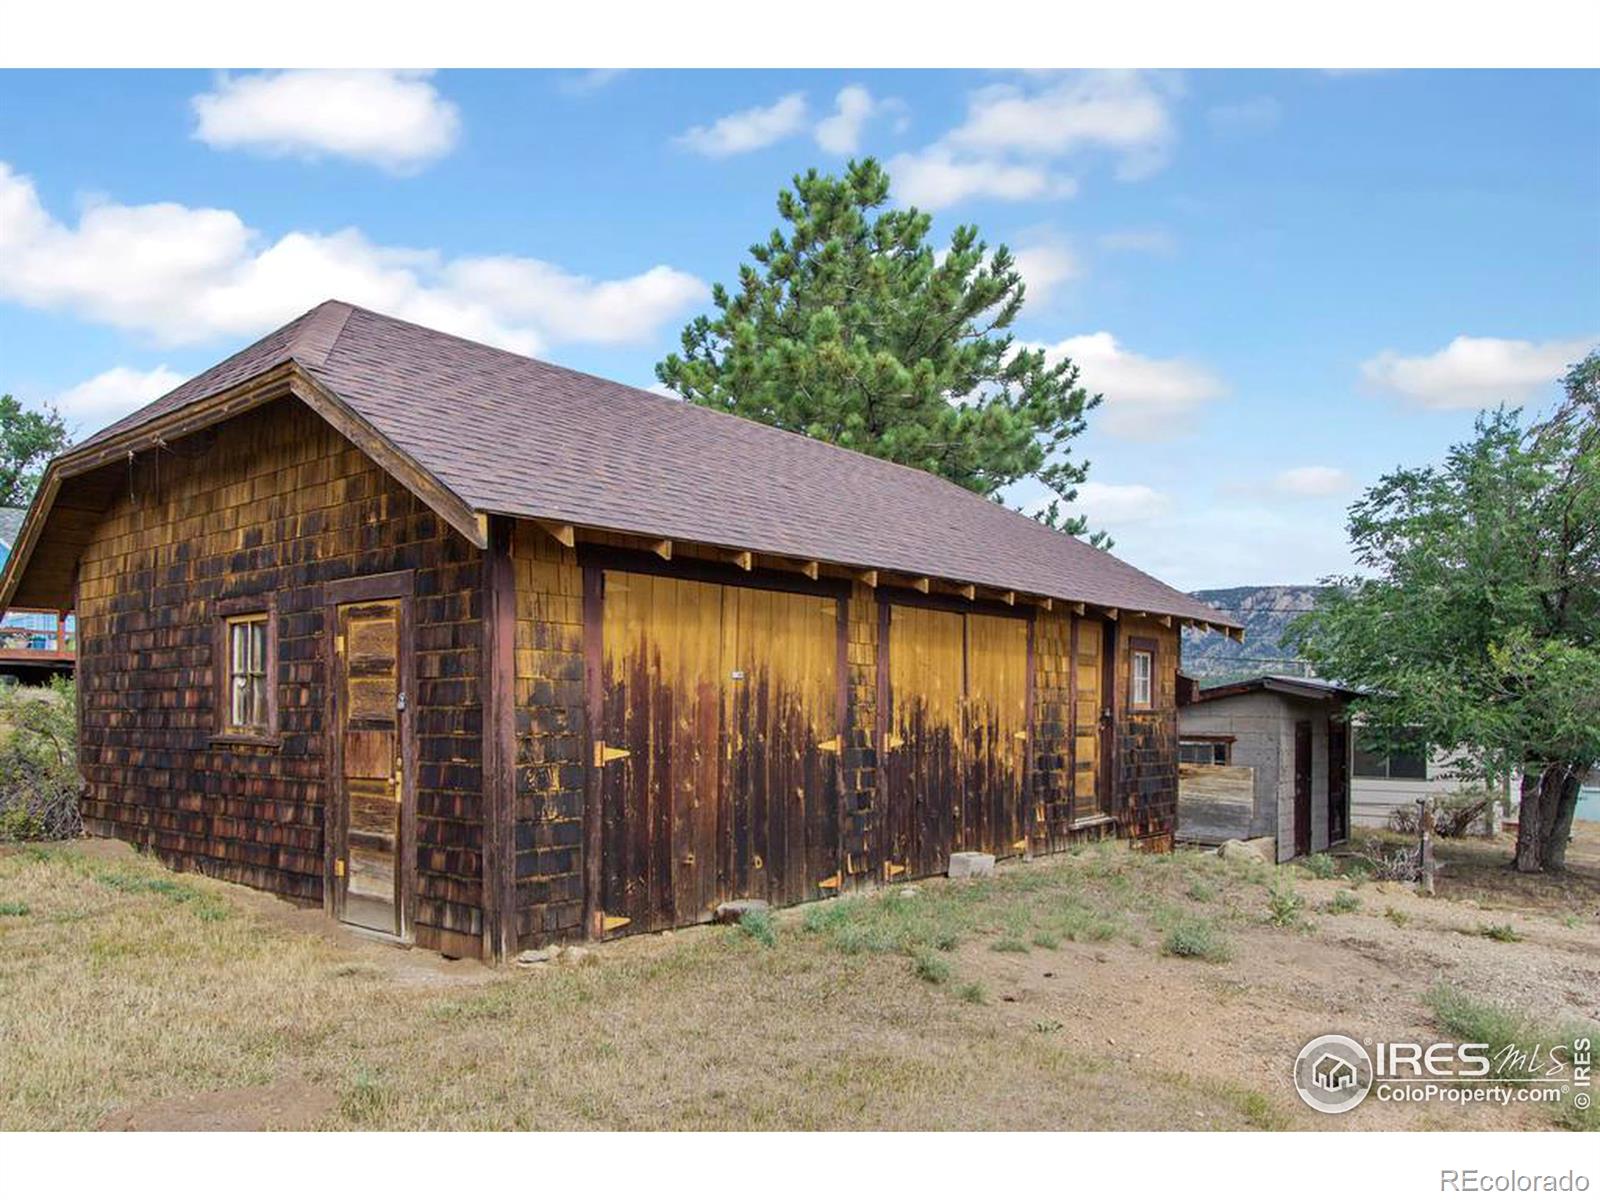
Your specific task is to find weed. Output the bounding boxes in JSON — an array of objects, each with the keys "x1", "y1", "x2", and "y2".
[
  {"x1": 1266, "y1": 879, "x2": 1306, "y2": 928},
  {"x1": 1384, "y1": 906, "x2": 1410, "y2": 928},
  {"x1": 1475, "y1": 922, "x2": 1522, "y2": 943},
  {"x1": 340, "y1": 1067, "x2": 390, "y2": 1125},
  {"x1": 1326, "y1": 890, "x2": 1362, "y2": 915},
  {"x1": 0, "y1": 900, "x2": 30, "y2": 916},
  {"x1": 738, "y1": 908, "x2": 777, "y2": 948},
  {"x1": 990, "y1": 936, "x2": 1030, "y2": 954},
  {"x1": 911, "y1": 947, "x2": 950, "y2": 984},
  {"x1": 1161, "y1": 918, "x2": 1233, "y2": 963},
  {"x1": 1032, "y1": 931, "x2": 1060, "y2": 950},
  {"x1": 956, "y1": 982, "x2": 987, "y2": 1005},
  {"x1": 1302, "y1": 853, "x2": 1337, "y2": 880},
  {"x1": 1033, "y1": 1018, "x2": 1064, "y2": 1033},
  {"x1": 1186, "y1": 878, "x2": 1218, "y2": 903}
]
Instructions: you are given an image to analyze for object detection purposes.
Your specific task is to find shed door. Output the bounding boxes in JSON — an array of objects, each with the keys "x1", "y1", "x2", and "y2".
[
  {"x1": 333, "y1": 599, "x2": 409, "y2": 936},
  {"x1": 595, "y1": 571, "x2": 840, "y2": 934},
  {"x1": 963, "y1": 613, "x2": 1030, "y2": 857},
  {"x1": 1327, "y1": 718, "x2": 1350, "y2": 844},
  {"x1": 1293, "y1": 719, "x2": 1313, "y2": 857},
  {"x1": 881, "y1": 604, "x2": 964, "y2": 880},
  {"x1": 1072, "y1": 617, "x2": 1109, "y2": 822}
]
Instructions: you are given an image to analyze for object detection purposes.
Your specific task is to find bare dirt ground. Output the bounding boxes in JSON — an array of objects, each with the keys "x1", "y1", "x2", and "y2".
[{"x1": 1, "y1": 825, "x2": 1595, "y2": 1131}]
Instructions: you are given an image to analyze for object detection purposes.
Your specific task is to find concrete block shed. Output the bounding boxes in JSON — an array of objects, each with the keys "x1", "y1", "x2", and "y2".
[
  {"x1": 0, "y1": 300, "x2": 1241, "y2": 960},
  {"x1": 1177, "y1": 675, "x2": 1359, "y2": 863}
]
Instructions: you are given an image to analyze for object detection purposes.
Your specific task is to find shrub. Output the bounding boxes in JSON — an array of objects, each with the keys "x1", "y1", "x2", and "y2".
[
  {"x1": 0, "y1": 679, "x2": 81, "y2": 842},
  {"x1": 1356, "y1": 837, "x2": 1419, "y2": 882},
  {"x1": 1186, "y1": 878, "x2": 1218, "y2": 903},
  {"x1": 956, "y1": 982, "x2": 986, "y2": 1005},
  {"x1": 1384, "y1": 905, "x2": 1410, "y2": 927},
  {"x1": 0, "y1": 900, "x2": 30, "y2": 917},
  {"x1": 1302, "y1": 853, "x2": 1337, "y2": 879},
  {"x1": 989, "y1": 935, "x2": 1030, "y2": 954},
  {"x1": 1389, "y1": 786, "x2": 1501, "y2": 838},
  {"x1": 1326, "y1": 890, "x2": 1362, "y2": 915},
  {"x1": 1162, "y1": 918, "x2": 1233, "y2": 963}
]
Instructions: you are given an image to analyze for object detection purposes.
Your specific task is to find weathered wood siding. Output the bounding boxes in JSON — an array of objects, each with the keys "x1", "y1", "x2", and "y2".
[
  {"x1": 74, "y1": 398, "x2": 485, "y2": 956},
  {"x1": 1113, "y1": 616, "x2": 1181, "y2": 849},
  {"x1": 509, "y1": 524, "x2": 586, "y2": 946}
]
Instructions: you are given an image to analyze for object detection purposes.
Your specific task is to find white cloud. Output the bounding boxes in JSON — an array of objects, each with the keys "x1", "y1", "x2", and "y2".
[
  {"x1": 1097, "y1": 228, "x2": 1175, "y2": 254},
  {"x1": 1206, "y1": 96, "x2": 1283, "y2": 137},
  {"x1": 1066, "y1": 481, "x2": 1174, "y2": 525},
  {"x1": 557, "y1": 69, "x2": 627, "y2": 96},
  {"x1": 0, "y1": 161, "x2": 705, "y2": 354},
  {"x1": 946, "y1": 72, "x2": 1178, "y2": 181},
  {"x1": 1361, "y1": 335, "x2": 1593, "y2": 409},
  {"x1": 1012, "y1": 238, "x2": 1081, "y2": 304},
  {"x1": 1270, "y1": 466, "x2": 1352, "y2": 497},
  {"x1": 815, "y1": 86, "x2": 883, "y2": 155},
  {"x1": 1037, "y1": 331, "x2": 1224, "y2": 439},
  {"x1": 54, "y1": 364, "x2": 187, "y2": 438},
  {"x1": 675, "y1": 93, "x2": 810, "y2": 158},
  {"x1": 887, "y1": 147, "x2": 1075, "y2": 209},
  {"x1": 192, "y1": 70, "x2": 460, "y2": 173}
]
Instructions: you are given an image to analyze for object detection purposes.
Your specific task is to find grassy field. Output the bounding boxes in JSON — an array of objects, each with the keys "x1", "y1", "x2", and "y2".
[{"x1": 1, "y1": 828, "x2": 1595, "y2": 1131}]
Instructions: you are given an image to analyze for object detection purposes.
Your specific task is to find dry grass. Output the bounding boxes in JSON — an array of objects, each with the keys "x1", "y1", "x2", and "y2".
[{"x1": 1, "y1": 829, "x2": 1595, "y2": 1131}]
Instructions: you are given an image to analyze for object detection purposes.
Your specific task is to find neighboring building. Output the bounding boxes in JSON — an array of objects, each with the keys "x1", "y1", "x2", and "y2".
[
  {"x1": 0, "y1": 300, "x2": 1240, "y2": 961},
  {"x1": 1349, "y1": 740, "x2": 1511, "y2": 832},
  {"x1": 0, "y1": 504, "x2": 74, "y2": 684},
  {"x1": 1177, "y1": 675, "x2": 1359, "y2": 862}
]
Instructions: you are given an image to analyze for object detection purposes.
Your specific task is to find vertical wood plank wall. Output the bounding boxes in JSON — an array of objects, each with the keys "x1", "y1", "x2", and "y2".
[
  {"x1": 73, "y1": 399, "x2": 486, "y2": 957},
  {"x1": 506, "y1": 523, "x2": 1184, "y2": 950}
]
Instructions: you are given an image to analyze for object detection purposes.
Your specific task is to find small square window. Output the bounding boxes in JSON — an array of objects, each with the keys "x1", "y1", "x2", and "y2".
[
  {"x1": 225, "y1": 613, "x2": 271, "y2": 734},
  {"x1": 1130, "y1": 648, "x2": 1154, "y2": 708}
]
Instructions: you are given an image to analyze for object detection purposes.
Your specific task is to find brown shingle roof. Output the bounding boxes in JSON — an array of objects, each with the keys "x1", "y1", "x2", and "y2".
[{"x1": 76, "y1": 300, "x2": 1236, "y2": 629}]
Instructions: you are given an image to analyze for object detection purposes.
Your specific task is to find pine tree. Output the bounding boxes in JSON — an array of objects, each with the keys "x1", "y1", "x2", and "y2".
[{"x1": 657, "y1": 159, "x2": 1104, "y2": 541}]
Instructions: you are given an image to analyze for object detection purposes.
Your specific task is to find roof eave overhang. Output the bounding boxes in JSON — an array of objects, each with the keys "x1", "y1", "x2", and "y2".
[{"x1": 0, "y1": 361, "x2": 487, "y2": 612}]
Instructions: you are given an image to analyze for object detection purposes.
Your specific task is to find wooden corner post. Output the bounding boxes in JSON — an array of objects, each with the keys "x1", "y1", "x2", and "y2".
[{"x1": 481, "y1": 515, "x2": 518, "y2": 962}]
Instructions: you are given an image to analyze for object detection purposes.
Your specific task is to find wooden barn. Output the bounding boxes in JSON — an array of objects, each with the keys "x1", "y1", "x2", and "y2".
[{"x1": 0, "y1": 301, "x2": 1240, "y2": 960}]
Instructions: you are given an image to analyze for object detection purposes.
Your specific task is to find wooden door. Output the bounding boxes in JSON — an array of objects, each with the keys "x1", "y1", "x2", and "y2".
[
  {"x1": 963, "y1": 613, "x2": 1030, "y2": 858},
  {"x1": 1293, "y1": 719, "x2": 1313, "y2": 857},
  {"x1": 333, "y1": 598, "x2": 409, "y2": 936},
  {"x1": 597, "y1": 572, "x2": 724, "y2": 935},
  {"x1": 1327, "y1": 718, "x2": 1349, "y2": 844},
  {"x1": 724, "y1": 586, "x2": 841, "y2": 908},
  {"x1": 594, "y1": 571, "x2": 842, "y2": 934},
  {"x1": 881, "y1": 603, "x2": 965, "y2": 881},
  {"x1": 1071, "y1": 617, "x2": 1109, "y2": 822}
]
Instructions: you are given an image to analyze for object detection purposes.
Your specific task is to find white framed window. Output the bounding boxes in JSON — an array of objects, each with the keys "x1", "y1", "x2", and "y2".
[{"x1": 1130, "y1": 648, "x2": 1154, "y2": 708}]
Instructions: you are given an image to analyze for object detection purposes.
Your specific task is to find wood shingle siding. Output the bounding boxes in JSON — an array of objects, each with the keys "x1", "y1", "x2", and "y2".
[{"x1": 74, "y1": 399, "x2": 486, "y2": 957}]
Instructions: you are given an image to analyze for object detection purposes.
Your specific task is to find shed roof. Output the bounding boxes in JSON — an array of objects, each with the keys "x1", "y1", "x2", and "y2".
[
  {"x1": 5, "y1": 300, "x2": 1240, "y2": 629},
  {"x1": 1184, "y1": 674, "x2": 1363, "y2": 706}
]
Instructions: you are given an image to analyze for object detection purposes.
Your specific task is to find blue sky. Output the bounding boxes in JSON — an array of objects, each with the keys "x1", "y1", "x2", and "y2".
[{"x1": 0, "y1": 69, "x2": 1594, "y2": 589}]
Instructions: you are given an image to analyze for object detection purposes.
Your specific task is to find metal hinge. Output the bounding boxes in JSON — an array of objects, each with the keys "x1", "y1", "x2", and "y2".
[
  {"x1": 334, "y1": 634, "x2": 346, "y2": 655},
  {"x1": 883, "y1": 731, "x2": 905, "y2": 752},
  {"x1": 333, "y1": 858, "x2": 345, "y2": 878},
  {"x1": 883, "y1": 861, "x2": 906, "y2": 879},
  {"x1": 816, "y1": 735, "x2": 841, "y2": 753},
  {"x1": 818, "y1": 874, "x2": 841, "y2": 890},
  {"x1": 1013, "y1": 838, "x2": 1028, "y2": 852},
  {"x1": 593, "y1": 740, "x2": 632, "y2": 768},
  {"x1": 600, "y1": 912, "x2": 631, "y2": 932}
]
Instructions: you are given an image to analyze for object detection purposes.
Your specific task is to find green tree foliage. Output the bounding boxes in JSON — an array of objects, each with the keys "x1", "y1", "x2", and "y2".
[
  {"x1": 1294, "y1": 353, "x2": 1600, "y2": 872},
  {"x1": 0, "y1": 393, "x2": 68, "y2": 507},
  {"x1": 656, "y1": 159, "x2": 1105, "y2": 542}
]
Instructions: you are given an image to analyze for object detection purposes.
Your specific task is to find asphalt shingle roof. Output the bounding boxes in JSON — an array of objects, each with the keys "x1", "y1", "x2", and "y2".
[{"x1": 77, "y1": 300, "x2": 1235, "y2": 628}]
